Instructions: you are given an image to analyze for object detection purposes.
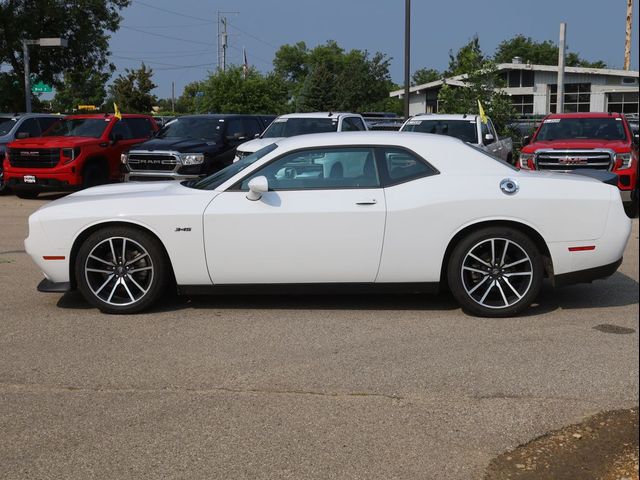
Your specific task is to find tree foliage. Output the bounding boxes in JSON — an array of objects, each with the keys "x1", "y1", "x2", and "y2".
[
  {"x1": 446, "y1": 35, "x2": 485, "y2": 76},
  {"x1": 51, "y1": 68, "x2": 110, "y2": 112},
  {"x1": 0, "y1": 0, "x2": 130, "y2": 111},
  {"x1": 412, "y1": 68, "x2": 440, "y2": 86},
  {"x1": 198, "y1": 66, "x2": 289, "y2": 114},
  {"x1": 494, "y1": 34, "x2": 606, "y2": 68},
  {"x1": 109, "y1": 63, "x2": 157, "y2": 113}
]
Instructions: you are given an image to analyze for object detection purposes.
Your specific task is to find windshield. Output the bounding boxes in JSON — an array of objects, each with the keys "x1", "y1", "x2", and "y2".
[
  {"x1": 156, "y1": 117, "x2": 222, "y2": 141},
  {"x1": 402, "y1": 119, "x2": 478, "y2": 143},
  {"x1": 262, "y1": 117, "x2": 339, "y2": 138},
  {"x1": 536, "y1": 117, "x2": 627, "y2": 141},
  {"x1": 43, "y1": 118, "x2": 109, "y2": 138},
  {"x1": 188, "y1": 143, "x2": 278, "y2": 190},
  {"x1": 0, "y1": 117, "x2": 16, "y2": 136}
]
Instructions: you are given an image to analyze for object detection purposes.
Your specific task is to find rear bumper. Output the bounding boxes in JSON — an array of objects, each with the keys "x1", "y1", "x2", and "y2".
[{"x1": 554, "y1": 257, "x2": 622, "y2": 286}]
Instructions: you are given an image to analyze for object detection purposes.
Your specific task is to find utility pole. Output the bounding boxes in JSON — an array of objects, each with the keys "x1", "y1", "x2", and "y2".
[
  {"x1": 22, "y1": 40, "x2": 31, "y2": 113},
  {"x1": 217, "y1": 10, "x2": 239, "y2": 71},
  {"x1": 624, "y1": 0, "x2": 634, "y2": 70},
  {"x1": 556, "y1": 22, "x2": 567, "y2": 114},
  {"x1": 403, "y1": 0, "x2": 411, "y2": 120},
  {"x1": 171, "y1": 81, "x2": 175, "y2": 114},
  {"x1": 221, "y1": 17, "x2": 228, "y2": 72}
]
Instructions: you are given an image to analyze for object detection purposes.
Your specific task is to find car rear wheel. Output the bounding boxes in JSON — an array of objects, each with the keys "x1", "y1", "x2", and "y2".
[
  {"x1": 447, "y1": 227, "x2": 544, "y2": 317},
  {"x1": 82, "y1": 162, "x2": 108, "y2": 189},
  {"x1": 75, "y1": 226, "x2": 169, "y2": 314},
  {"x1": 14, "y1": 189, "x2": 39, "y2": 199}
]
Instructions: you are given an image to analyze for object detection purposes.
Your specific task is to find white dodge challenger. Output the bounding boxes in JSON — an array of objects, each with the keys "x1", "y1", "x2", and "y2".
[{"x1": 25, "y1": 132, "x2": 631, "y2": 317}]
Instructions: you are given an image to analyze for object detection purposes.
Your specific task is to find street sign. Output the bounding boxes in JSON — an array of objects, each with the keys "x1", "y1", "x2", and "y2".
[
  {"x1": 31, "y1": 81, "x2": 52, "y2": 93},
  {"x1": 78, "y1": 105, "x2": 97, "y2": 111}
]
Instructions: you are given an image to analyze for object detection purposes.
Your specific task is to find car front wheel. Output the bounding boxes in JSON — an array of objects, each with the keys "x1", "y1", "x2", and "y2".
[
  {"x1": 447, "y1": 227, "x2": 544, "y2": 317},
  {"x1": 75, "y1": 226, "x2": 169, "y2": 314}
]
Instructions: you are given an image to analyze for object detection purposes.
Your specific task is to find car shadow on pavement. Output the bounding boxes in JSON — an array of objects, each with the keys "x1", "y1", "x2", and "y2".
[{"x1": 55, "y1": 271, "x2": 638, "y2": 316}]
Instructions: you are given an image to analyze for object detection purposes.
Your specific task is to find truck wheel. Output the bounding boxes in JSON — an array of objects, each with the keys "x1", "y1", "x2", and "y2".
[
  {"x1": 447, "y1": 227, "x2": 544, "y2": 317},
  {"x1": 75, "y1": 226, "x2": 169, "y2": 314},
  {"x1": 14, "y1": 190, "x2": 39, "y2": 199},
  {"x1": 624, "y1": 200, "x2": 639, "y2": 218},
  {"x1": 82, "y1": 162, "x2": 108, "y2": 189}
]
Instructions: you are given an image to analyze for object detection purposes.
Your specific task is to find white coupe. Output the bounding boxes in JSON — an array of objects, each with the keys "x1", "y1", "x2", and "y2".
[{"x1": 25, "y1": 132, "x2": 631, "y2": 317}]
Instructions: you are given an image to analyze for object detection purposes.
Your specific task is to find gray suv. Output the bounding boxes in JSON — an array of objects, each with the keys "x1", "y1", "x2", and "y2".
[{"x1": 0, "y1": 113, "x2": 62, "y2": 193}]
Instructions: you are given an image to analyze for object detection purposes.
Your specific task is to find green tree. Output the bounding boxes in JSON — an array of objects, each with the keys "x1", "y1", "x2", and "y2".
[
  {"x1": 51, "y1": 68, "x2": 110, "y2": 112},
  {"x1": 446, "y1": 35, "x2": 484, "y2": 75},
  {"x1": 412, "y1": 68, "x2": 440, "y2": 86},
  {"x1": 296, "y1": 63, "x2": 339, "y2": 112},
  {"x1": 0, "y1": 0, "x2": 130, "y2": 112},
  {"x1": 175, "y1": 81, "x2": 204, "y2": 113},
  {"x1": 199, "y1": 66, "x2": 289, "y2": 114},
  {"x1": 109, "y1": 63, "x2": 157, "y2": 113},
  {"x1": 494, "y1": 34, "x2": 606, "y2": 67}
]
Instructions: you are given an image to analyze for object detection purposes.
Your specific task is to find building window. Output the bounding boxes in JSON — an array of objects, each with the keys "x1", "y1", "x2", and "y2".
[
  {"x1": 506, "y1": 70, "x2": 535, "y2": 88},
  {"x1": 549, "y1": 83, "x2": 591, "y2": 113},
  {"x1": 607, "y1": 92, "x2": 639, "y2": 114},
  {"x1": 510, "y1": 94, "x2": 534, "y2": 114}
]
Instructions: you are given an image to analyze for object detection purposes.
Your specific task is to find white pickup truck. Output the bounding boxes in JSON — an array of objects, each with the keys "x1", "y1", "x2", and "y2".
[
  {"x1": 234, "y1": 112, "x2": 368, "y2": 162},
  {"x1": 401, "y1": 113, "x2": 514, "y2": 164}
]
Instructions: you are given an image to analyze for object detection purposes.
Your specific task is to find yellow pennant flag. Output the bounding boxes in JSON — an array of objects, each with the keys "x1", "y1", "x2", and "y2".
[
  {"x1": 113, "y1": 102, "x2": 122, "y2": 120},
  {"x1": 477, "y1": 99, "x2": 488, "y2": 124}
]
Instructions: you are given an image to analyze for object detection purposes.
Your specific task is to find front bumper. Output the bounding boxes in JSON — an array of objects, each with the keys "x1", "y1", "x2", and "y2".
[{"x1": 124, "y1": 171, "x2": 201, "y2": 182}]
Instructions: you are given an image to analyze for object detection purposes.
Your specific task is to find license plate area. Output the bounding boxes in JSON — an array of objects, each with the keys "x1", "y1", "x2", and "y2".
[{"x1": 23, "y1": 175, "x2": 36, "y2": 184}]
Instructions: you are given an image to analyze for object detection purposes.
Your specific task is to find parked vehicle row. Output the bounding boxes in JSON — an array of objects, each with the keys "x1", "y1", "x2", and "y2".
[{"x1": 25, "y1": 132, "x2": 632, "y2": 317}]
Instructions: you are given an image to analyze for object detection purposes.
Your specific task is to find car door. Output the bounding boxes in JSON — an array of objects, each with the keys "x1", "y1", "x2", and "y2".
[
  {"x1": 488, "y1": 119, "x2": 506, "y2": 160},
  {"x1": 203, "y1": 146, "x2": 386, "y2": 284},
  {"x1": 107, "y1": 119, "x2": 139, "y2": 178}
]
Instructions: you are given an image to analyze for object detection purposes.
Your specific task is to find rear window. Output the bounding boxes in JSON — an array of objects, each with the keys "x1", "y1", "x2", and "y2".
[
  {"x1": 536, "y1": 117, "x2": 627, "y2": 141},
  {"x1": 0, "y1": 117, "x2": 16, "y2": 136},
  {"x1": 402, "y1": 119, "x2": 478, "y2": 143},
  {"x1": 262, "y1": 117, "x2": 339, "y2": 138}
]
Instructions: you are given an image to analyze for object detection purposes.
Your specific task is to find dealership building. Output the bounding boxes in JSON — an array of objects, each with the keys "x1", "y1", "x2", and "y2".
[{"x1": 390, "y1": 61, "x2": 640, "y2": 117}]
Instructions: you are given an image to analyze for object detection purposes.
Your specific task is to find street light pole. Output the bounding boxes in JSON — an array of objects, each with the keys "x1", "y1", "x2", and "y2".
[
  {"x1": 21, "y1": 37, "x2": 68, "y2": 113},
  {"x1": 404, "y1": 0, "x2": 411, "y2": 120}
]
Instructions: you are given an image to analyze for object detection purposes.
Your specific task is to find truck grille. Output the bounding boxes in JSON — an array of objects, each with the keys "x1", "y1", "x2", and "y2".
[
  {"x1": 535, "y1": 149, "x2": 613, "y2": 172},
  {"x1": 128, "y1": 152, "x2": 179, "y2": 172},
  {"x1": 8, "y1": 148, "x2": 61, "y2": 168}
]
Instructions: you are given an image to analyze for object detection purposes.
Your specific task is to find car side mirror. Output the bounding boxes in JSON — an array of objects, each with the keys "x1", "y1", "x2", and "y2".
[
  {"x1": 254, "y1": 133, "x2": 260, "y2": 138},
  {"x1": 484, "y1": 133, "x2": 495, "y2": 145},
  {"x1": 111, "y1": 133, "x2": 124, "y2": 145},
  {"x1": 522, "y1": 135, "x2": 531, "y2": 146},
  {"x1": 246, "y1": 176, "x2": 268, "y2": 201},
  {"x1": 634, "y1": 133, "x2": 639, "y2": 147},
  {"x1": 16, "y1": 132, "x2": 30, "y2": 139}
]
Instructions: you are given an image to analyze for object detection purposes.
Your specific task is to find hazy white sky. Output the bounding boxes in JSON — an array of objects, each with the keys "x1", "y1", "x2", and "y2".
[{"x1": 107, "y1": 0, "x2": 639, "y2": 99}]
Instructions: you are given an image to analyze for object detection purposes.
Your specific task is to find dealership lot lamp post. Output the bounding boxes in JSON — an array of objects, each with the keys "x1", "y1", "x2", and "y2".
[{"x1": 22, "y1": 37, "x2": 68, "y2": 113}]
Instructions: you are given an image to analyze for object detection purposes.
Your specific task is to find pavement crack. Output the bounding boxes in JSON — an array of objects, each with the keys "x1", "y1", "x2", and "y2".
[
  {"x1": 0, "y1": 382, "x2": 404, "y2": 401},
  {"x1": 0, "y1": 250, "x2": 26, "y2": 255}
]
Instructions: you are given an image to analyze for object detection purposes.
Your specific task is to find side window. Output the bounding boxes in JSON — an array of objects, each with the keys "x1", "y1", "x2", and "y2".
[
  {"x1": 240, "y1": 147, "x2": 379, "y2": 190},
  {"x1": 111, "y1": 119, "x2": 134, "y2": 140},
  {"x1": 225, "y1": 119, "x2": 245, "y2": 140},
  {"x1": 480, "y1": 121, "x2": 491, "y2": 143},
  {"x1": 351, "y1": 117, "x2": 366, "y2": 131},
  {"x1": 38, "y1": 117, "x2": 59, "y2": 134},
  {"x1": 488, "y1": 119, "x2": 499, "y2": 140},
  {"x1": 16, "y1": 118, "x2": 40, "y2": 138},
  {"x1": 125, "y1": 118, "x2": 154, "y2": 139},
  {"x1": 382, "y1": 147, "x2": 437, "y2": 184},
  {"x1": 242, "y1": 118, "x2": 262, "y2": 138},
  {"x1": 341, "y1": 117, "x2": 360, "y2": 132}
]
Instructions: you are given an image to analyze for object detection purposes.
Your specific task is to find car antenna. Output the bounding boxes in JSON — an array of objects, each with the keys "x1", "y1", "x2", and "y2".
[
  {"x1": 463, "y1": 113, "x2": 467, "y2": 119},
  {"x1": 328, "y1": 112, "x2": 333, "y2": 117}
]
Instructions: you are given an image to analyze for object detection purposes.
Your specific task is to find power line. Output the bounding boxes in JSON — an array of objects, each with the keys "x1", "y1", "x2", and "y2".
[
  {"x1": 112, "y1": 55, "x2": 213, "y2": 69},
  {"x1": 227, "y1": 23, "x2": 278, "y2": 50},
  {"x1": 134, "y1": 0, "x2": 214, "y2": 23},
  {"x1": 121, "y1": 26, "x2": 214, "y2": 46},
  {"x1": 112, "y1": 49, "x2": 214, "y2": 59},
  {"x1": 123, "y1": 22, "x2": 212, "y2": 28}
]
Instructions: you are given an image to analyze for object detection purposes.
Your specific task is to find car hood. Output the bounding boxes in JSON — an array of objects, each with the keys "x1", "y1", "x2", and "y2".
[
  {"x1": 8, "y1": 136, "x2": 100, "y2": 148},
  {"x1": 523, "y1": 139, "x2": 630, "y2": 152},
  {"x1": 133, "y1": 137, "x2": 222, "y2": 153},
  {"x1": 236, "y1": 137, "x2": 282, "y2": 153}
]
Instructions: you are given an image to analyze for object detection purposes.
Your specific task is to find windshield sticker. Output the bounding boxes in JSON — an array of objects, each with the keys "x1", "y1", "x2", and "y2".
[
  {"x1": 615, "y1": 118, "x2": 622, "y2": 121},
  {"x1": 104, "y1": 118, "x2": 111, "y2": 122},
  {"x1": 218, "y1": 119, "x2": 225, "y2": 122},
  {"x1": 544, "y1": 119, "x2": 561, "y2": 123},
  {"x1": 406, "y1": 120, "x2": 421, "y2": 125},
  {"x1": 273, "y1": 118, "x2": 288, "y2": 123}
]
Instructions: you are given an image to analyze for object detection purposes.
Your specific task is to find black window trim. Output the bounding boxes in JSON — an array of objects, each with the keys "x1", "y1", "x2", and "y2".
[{"x1": 228, "y1": 143, "x2": 440, "y2": 192}]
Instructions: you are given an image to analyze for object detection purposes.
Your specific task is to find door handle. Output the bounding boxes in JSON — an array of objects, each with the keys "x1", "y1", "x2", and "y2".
[{"x1": 356, "y1": 199, "x2": 377, "y2": 205}]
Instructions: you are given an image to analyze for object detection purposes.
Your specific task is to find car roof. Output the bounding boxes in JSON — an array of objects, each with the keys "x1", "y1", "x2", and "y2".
[
  {"x1": 0, "y1": 113, "x2": 61, "y2": 119},
  {"x1": 410, "y1": 114, "x2": 479, "y2": 121},
  {"x1": 277, "y1": 112, "x2": 360, "y2": 119},
  {"x1": 545, "y1": 112, "x2": 625, "y2": 119},
  {"x1": 64, "y1": 113, "x2": 153, "y2": 120}
]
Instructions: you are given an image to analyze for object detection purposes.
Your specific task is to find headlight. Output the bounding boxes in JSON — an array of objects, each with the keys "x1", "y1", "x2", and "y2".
[
  {"x1": 61, "y1": 147, "x2": 81, "y2": 164},
  {"x1": 121, "y1": 153, "x2": 128, "y2": 164},
  {"x1": 180, "y1": 153, "x2": 205, "y2": 165},
  {"x1": 518, "y1": 153, "x2": 534, "y2": 170},
  {"x1": 614, "y1": 153, "x2": 633, "y2": 170}
]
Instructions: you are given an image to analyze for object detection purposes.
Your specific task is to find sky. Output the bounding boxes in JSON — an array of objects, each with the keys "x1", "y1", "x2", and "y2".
[{"x1": 99, "y1": 0, "x2": 639, "y2": 99}]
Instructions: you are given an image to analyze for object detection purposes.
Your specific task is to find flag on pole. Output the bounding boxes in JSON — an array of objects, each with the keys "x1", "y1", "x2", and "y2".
[
  {"x1": 113, "y1": 102, "x2": 122, "y2": 120},
  {"x1": 242, "y1": 47, "x2": 249, "y2": 79},
  {"x1": 477, "y1": 99, "x2": 488, "y2": 124}
]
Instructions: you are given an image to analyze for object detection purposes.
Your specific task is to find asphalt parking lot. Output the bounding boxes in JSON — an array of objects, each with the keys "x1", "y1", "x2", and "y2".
[{"x1": 0, "y1": 194, "x2": 638, "y2": 480}]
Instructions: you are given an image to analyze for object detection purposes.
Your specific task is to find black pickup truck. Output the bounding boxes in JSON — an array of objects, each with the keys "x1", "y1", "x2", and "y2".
[{"x1": 122, "y1": 114, "x2": 275, "y2": 181}]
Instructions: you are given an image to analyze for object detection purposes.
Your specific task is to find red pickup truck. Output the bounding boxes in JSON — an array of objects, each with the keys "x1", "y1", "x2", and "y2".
[
  {"x1": 518, "y1": 112, "x2": 639, "y2": 217},
  {"x1": 3, "y1": 114, "x2": 157, "y2": 199}
]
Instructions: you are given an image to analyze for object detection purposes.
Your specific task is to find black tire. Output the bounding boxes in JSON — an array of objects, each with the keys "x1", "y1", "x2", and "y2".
[
  {"x1": 14, "y1": 189, "x2": 40, "y2": 199},
  {"x1": 447, "y1": 227, "x2": 544, "y2": 317},
  {"x1": 82, "y1": 161, "x2": 108, "y2": 189},
  {"x1": 623, "y1": 199, "x2": 638, "y2": 219},
  {"x1": 75, "y1": 226, "x2": 170, "y2": 314}
]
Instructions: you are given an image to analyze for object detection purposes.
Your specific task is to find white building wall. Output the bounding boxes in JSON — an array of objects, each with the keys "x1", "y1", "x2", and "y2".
[{"x1": 409, "y1": 93, "x2": 426, "y2": 116}]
